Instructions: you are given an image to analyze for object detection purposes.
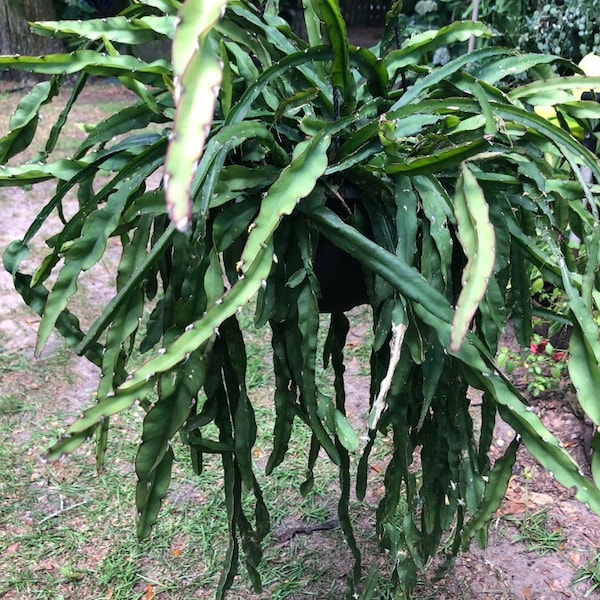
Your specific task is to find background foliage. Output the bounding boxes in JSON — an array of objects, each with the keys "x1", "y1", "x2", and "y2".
[
  {"x1": 521, "y1": 0, "x2": 600, "y2": 63},
  {"x1": 48, "y1": 0, "x2": 600, "y2": 62},
  {"x1": 52, "y1": 0, "x2": 131, "y2": 19},
  {"x1": 399, "y1": 0, "x2": 599, "y2": 63}
]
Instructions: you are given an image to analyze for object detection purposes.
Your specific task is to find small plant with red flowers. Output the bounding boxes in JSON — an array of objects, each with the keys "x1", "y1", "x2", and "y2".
[
  {"x1": 525, "y1": 334, "x2": 569, "y2": 397},
  {"x1": 498, "y1": 334, "x2": 570, "y2": 398}
]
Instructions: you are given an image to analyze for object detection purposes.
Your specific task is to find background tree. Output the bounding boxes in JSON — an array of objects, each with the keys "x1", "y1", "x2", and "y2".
[{"x1": 0, "y1": 0, "x2": 63, "y2": 57}]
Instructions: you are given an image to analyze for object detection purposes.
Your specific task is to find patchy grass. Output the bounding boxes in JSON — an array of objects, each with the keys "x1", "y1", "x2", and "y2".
[
  {"x1": 0, "y1": 301, "x2": 395, "y2": 599},
  {"x1": 573, "y1": 550, "x2": 600, "y2": 597},
  {"x1": 507, "y1": 506, "x2": 567, "y2": 556}
]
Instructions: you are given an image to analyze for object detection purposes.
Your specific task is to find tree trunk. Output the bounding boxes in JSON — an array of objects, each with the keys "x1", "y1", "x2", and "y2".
[{"x1": 0, "y1": 0, "x2": 64, "y2": 56}]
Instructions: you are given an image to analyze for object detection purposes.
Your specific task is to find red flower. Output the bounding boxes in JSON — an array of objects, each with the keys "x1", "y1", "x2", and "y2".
[
  {"x1": 530, "y1": 339, "x2": 548, "y2": 354},
  {"x1": 552, "y1": 351, "x2": 566, "y2": 362}
]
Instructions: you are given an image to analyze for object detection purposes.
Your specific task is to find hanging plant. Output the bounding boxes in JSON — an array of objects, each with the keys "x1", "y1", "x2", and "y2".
[{"x1": 3, "y1": 0, "x2": 600, "y2": 597}]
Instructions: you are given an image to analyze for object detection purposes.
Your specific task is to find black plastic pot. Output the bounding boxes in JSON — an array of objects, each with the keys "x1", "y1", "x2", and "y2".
[{"x1": 314, "y1": 184, "x2": 370, "y2": 313}]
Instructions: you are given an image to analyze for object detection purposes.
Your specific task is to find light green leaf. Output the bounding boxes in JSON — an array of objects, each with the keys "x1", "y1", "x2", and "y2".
[
  {"x1": 451, "y1": 164, "x2": 496, "y2": 351},
  {"x1": 165, "y1": 0, "x2": 227, "y2": 231},
  {"x1": 238, "y1": 132, "x2": 331, "y2": 274},
  {"x1": 568, "y1": 326, "x2": 600, "y2": 427},
  {"x1": 0, "y1": 51, "x2": 170, "y2": 82},
  {"x1": 31, "y1": 16, "x2": 177, "y2": 44}
]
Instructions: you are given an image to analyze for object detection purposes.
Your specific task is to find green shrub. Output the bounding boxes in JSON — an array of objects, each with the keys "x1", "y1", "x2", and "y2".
[
  {"x1": 521, "y1": 0, "x2": 600, "y2": 63},
  {"x1": 3, "y1": 1, "x2": 600, "y2": 598},
  {"x1": 402, "y1": 0, "x2": 598, "y2": 64}
]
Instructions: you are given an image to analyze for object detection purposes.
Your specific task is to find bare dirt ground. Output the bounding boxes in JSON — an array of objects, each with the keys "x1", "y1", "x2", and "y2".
[
  {"x1": 430, "y1": 393, "x2": 600, "y2": 600},
  {"x1": 2, "y1": 78, "x2": 600, "y2": 600},
  {"x1": 341, "y1": 349, "x2": 600, "y2": 600}
]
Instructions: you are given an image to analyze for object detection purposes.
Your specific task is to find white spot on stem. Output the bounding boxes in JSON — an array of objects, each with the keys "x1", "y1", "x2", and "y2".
[{"x1": 368, "y1": 322, "x2": 407, "y2": 431}]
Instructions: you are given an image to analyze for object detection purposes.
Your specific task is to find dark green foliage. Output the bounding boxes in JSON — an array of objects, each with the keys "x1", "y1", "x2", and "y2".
[
  {"x1": 53, "y1": 0, "x2": 131, "y2": 19},
  {"x1": 3, "y1": 1, "x2": 600, "y2": 598},
  {"x1": 399, "y1": 0, "x2": 599, "y2": 63}
]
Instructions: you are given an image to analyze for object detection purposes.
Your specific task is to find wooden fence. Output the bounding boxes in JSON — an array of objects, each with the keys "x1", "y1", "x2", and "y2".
[{"x1": 339, "y1": 1, "x2": 393, "y2": 26}]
